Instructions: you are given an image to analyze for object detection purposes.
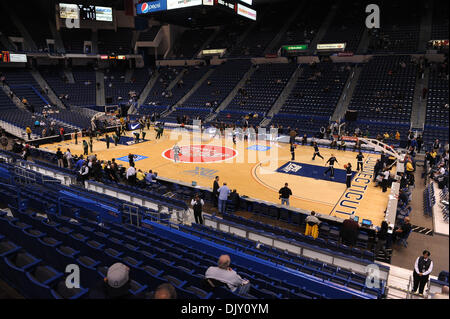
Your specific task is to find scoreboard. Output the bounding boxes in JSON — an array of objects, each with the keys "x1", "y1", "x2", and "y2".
[
  {"x1": 0, "y1": 51, "x2": 10, "y2": 63},
  {"x1": 59, "y1": 3, "x2": 113, "y2": 22},
  {"x1": 0, "y1": 51, "x2": 27, "y2": 63},
  {"x1": 136, "y1": 0, "x2": 257, "y2": 20}
]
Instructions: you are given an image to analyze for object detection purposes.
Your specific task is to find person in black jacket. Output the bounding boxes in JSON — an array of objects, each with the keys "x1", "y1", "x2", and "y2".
[
  {"x1": 279, "y1": 183, "x2": 292, "y2": 206},
  {"x1": 191, "y1": 194, "x2": 204, "y2": 224},
  {"x1": 213, "y1": 176, "x2": 220, "y2": 208},
  {"x1": 356, "y1": 151, "x2": 364, "y2": 171},
  {"x1": 374, "y1": 159, "x2": 383, "y2": 180},
  {"x1": 345, "y1": 163, "x2": 353, "y2": 188},
  {"x1": 56, "y1": 148, "x2": 64, "y2": 167},
  {"x1": 229, "y1": 189, "x2": 240, "y2": 211},
  {"x1": 290, "y1": 143, "x2": 296, "y2": 160},
  {"x1": 128, "y1": 153, "x2": 135, "y2": 167},
  {"x1": 374, "y1": 221, "x2": 389, "y2": 258},
  {"x1": 105, "y1": 134, "x2": 110, "y2": 149},
  {"x1": 324, "y1": 154, "x2": 339, "y2": 178},
  {"x1": 312, "y1": 142, "x2": 324, "y2": 160}
]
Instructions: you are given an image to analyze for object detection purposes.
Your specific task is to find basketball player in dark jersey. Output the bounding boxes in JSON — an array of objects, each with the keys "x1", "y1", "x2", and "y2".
[
  {"x1": 312, "y1": 142, "x2": 324, "y2": 160},
  {"x1": 324, "y1": 154, "x2": 339, "y2": 178}
]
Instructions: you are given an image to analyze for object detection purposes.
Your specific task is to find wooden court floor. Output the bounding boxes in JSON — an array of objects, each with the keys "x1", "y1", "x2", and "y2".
[{"x1": 41, "y1": 126, "x2": 390, "y2": 226}]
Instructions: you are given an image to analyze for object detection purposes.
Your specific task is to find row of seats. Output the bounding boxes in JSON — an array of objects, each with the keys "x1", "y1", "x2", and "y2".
[
  {"x1": 181, "y1": 60, "x2": 251, "y2": 110},
  {"x1": 226, "y1": 63, "x2": 297, "y2": 113},
  {"x1": 146, "y1": 66, "x2": 209, "y2": 107},
  {"x1": 1, "y1": 68, "x2": 50, "y2": 110},
  {"x1": 348, "y1": 55, "x2": 416, "y2": 122},
  {"x1": 425, "y1": 67, "x2": 449, "y2": 127},
  {"x1": 179, "y1": 223, "x2": 383, "y2": 298},
  {"x1": 319, "y1": 1, "x2": 366, "y2": 53},
  {"x1": 104, "y1": 68, "x2": 151, "y2": 105},
  {"x1": 423, "y1": 184, "x2": 436, "y2": 217},
  {"x1": 40, "y1": 66, "x2": 97, "y2": 107},
  {"x1": 0, "y1": 205, "x2": 331, "y2": 299},
  {"x1": 221, "y1": 211, "x2": 374, "y2": 252}
]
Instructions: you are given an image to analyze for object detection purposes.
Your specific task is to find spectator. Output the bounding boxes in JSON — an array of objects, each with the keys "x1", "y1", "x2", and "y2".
[
  {"x1": 21, "y1": 144, "x2": 30, "y2": 160},
  {"x1": 89, "y1": 263, "x2": 134, "y2": 299},
  {"x1": 128, "y1": 153, "x2": 135, "y2": 166},
  {"x1": 412, "y1": 250, "x2": 433, "y2": 295},
  {"x1": 74, "y1": 155, "x2": 85, "y2": 172},
  {"x1": 374, "y1": 221, "x2": 389, "y2": 258},
  {"x1": 152, "y1": 283, "x2": 177, "y2": 299},
  {"x1": 432, "y1": 286, "x2": 449, "y2": 299},
  {"x1": 191, "y1": 194, "x2": 204, "y2": 224},
  {"x1": 416, "y1": 135, "x2": 423, "y2": 153},
  {"x1": 126, "y1": 163, "x2": 136, "y2": 186},
  {"x1": 205, "y1": 255, "x2": 250, "y2": 295},
  {"x1": 217, "y1": 182, "x2": 231, "y2": 215},
  {"x1": 56, "y1": 148, "x2": 64, "y2": 167},
  {"x1": 145, "y1": 169, "x2": 156, "y2": 185},
  {"x1": 382, "y1": 168, "x2": 390, "y2": 192},
  {"x1": 26, "y1": 126, "x2": 32, "y2": 140},
  {"x1": 64, "y1": 149, "x2": 73, "y2": 169},
  {"x1": 0, "y1": 134, "x2": 8, "y2": 150},
  {"x1": 432, "y1": 139, "x2": 441, "y2": 152},
  {"x1": 229, "y1": 189, "x2": 240, "y2": 211},
  {"x1": 340, "y1": 215, "x2": 359, "y2": 246},
  {"x1": 213, "y1": 176, "x2": 220, "y2": 208},
  {"x1": 392, "y1": 217, "x2": 412, "y2": 243},
  {"x1": 278, "y1": 183, "x2": 292, "y2": 206},
  {"x1": 136, "y1": 169, "x2": 145, "y2": 187},
  {"x1": 79, "y1": 161, "x2": 90, "y2": 185},
  {"x1": 304, "y1": 211, "x2": 321, "y2": 239}
]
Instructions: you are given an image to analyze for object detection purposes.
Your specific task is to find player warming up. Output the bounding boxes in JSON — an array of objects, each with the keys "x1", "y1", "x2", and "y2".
[
  {"x1": 290, "y1": 143, "x2": 297, "y2": 160},
  {"x1": 356, "y1": 151, "x2": 364, "y2": 171},
  {"x1": 172, "y1": 144, "x2": 181, "y2": 163},
  {"x1": 345, "y1": 163, "x2": 353, "y2": 188},
  {"x1": 312, "y1": 142, "x2": 324, "y2": 160},
  {"x1": 324, "y1": 154, "x2": 339, "y2": 179}
]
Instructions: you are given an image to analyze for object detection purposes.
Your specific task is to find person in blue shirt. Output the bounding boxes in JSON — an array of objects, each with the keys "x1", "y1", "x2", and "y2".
[
  {"x1": 217, "y1": 183, "x2": 231, "y2": 215},
  {"x1": 410, "y1": 138, "x2": 418, "y2": 151},
  {"x1": 74, "y1": 155, "x2": 85, "y2": 172},
  {"x1": 145, "y1": 169, "x2": 156, "y2": 185}
]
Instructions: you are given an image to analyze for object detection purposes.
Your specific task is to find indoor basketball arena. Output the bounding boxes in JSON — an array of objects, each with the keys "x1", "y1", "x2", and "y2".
[{"x1": 0, "y1": 0, "x2": 448, "y2": 306}]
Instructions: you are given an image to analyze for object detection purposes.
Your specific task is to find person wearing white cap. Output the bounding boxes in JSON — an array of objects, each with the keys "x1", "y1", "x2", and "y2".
[{"x1": 89, "y1": 263, "x2": 133, "y2": 299}]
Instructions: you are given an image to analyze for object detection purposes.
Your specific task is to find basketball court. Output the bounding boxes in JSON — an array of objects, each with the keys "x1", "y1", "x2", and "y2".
[{"x1": 40, "y1": 125, "x2": 391, "y2": 226}]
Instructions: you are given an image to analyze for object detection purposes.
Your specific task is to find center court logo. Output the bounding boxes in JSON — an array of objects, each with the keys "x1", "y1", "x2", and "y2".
[
  {"x1": 162, "y1": 145, "x2": 237, "y2": 163},
  {"x1": 281, "y1": 162, "x2": 302, "y2": 173}
]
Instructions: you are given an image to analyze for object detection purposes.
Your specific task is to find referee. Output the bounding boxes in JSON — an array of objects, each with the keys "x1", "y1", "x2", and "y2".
[
  {"x1": 324, "y1": 154, "x2": 339, "y2": 178},
  {"x1": 345, "y1": 163, "x2": 353, "y2": 188}
]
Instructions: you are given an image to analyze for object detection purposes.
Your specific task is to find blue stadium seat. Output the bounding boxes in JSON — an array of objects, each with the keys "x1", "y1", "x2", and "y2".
[{"x1": 25, "y1": 265, "x2": 64, "y2": 298}]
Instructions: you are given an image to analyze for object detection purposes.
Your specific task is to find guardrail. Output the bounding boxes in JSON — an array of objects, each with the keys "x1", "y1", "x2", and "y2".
[{"x1": 85, "y1": 180, "x2": 187, "y2": 218}]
